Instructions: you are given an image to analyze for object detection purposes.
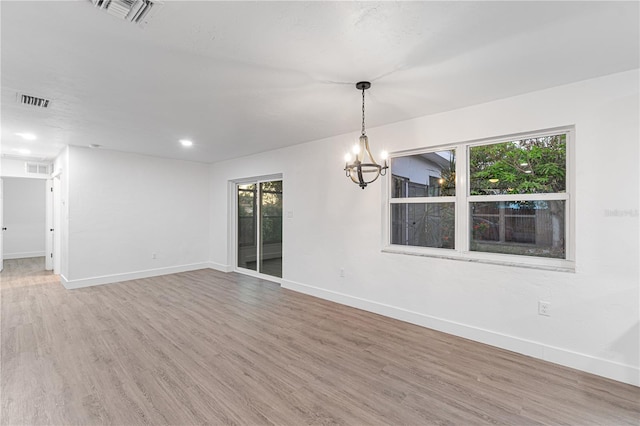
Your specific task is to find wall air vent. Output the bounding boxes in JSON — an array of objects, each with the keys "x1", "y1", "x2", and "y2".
[
  {"x1": 92, "y1": 0, "x2": 157, "y2": 25},
  {"x1": 25, "y1": 162, "x2": 52, "y2": 176},
  {"x1": 19, "y1": 94, "x2": 51, "y2": 108}
]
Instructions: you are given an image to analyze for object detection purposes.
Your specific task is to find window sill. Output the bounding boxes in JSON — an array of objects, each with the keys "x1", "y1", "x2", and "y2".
[{"x1": 382, "y1": 246, "x2": 575, "y2": 273}]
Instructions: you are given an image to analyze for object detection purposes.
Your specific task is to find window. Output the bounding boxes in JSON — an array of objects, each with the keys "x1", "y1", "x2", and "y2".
[
  {"x1": 386, "y1": 129, "x2": 573, "y2": 270},
  {"x1": 390, "y1": 150, "x2": 456, "y2": 249}
]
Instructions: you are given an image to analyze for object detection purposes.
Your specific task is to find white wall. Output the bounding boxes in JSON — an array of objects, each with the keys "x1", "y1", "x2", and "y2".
[
  {"x1": 1, "y1": 157, "x2": 49, "y2": 179},
  {"x1": 209, "y1": 69, "x2": 640, "y2": 386},
  {"x1": 62, "y1": 146, "x2": 210, "y2": 288},
  {"x1": 53, "y1": 147, "x2": 69, "y2": 277},
  {"x1": 2, "y1": 178, "x2": 46, "y2": 259},
  {"x1": 1, "y1": 158, "x2": 31, "y2": 178}
]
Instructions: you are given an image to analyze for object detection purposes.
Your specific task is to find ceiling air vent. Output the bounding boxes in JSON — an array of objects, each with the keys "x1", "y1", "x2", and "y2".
[
  {"x1": 92, "y1": 0, "x2": 156, "y2": 25},
  {"x1": 19, "y1": 94, "x2": 51, "y2": 108},
  {"x1": 25, "y1": 162, "x2": 52, "y2": 176}
]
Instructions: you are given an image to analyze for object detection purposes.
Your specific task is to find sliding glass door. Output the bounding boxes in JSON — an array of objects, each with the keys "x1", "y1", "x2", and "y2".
[
  {"x1": 237, "y1": 183, "x2": 258, "y2": 272},
  {"x1": 237, "y1": 179, "x2": 282, "y2": 278}
]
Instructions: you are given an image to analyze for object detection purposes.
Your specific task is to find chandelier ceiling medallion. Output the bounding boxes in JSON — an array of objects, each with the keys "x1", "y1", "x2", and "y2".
[{"x1": 344, "y1": 81, "x2": 388, "y2": 189}]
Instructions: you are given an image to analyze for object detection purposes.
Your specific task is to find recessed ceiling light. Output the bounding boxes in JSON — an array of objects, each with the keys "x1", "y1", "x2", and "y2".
[
  {"x1": 15, "y1": 132, "x2": 36, "y2": 140},
  {"x1": 90, "y1": 144, "x2": 101, "y2": 148},
  {"x1": 14, "y1": 148, "x2": 31, "y2": 155},
  {"x1": 179, "y1": 139, "x2": 193, "y2": 147}
]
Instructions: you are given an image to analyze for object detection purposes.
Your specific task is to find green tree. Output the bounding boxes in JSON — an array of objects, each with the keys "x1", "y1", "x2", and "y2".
[
  {"x1": 440, "y1": 150, "x2": 456, "y2": 196},
  {"x1": 469, "y1": 135, "x2": 566, "y2": 195}
]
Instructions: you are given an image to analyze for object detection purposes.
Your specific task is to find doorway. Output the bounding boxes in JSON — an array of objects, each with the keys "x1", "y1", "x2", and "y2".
[
  {"x1": 1, "y1": 177, "x2": 47, "y2": 265},
  {"x1": 0, "y1": 175, "x2": 60, "y2": 275},
  {"x1": 236, "y1": 179, "x2": 283, "y2": 278}
]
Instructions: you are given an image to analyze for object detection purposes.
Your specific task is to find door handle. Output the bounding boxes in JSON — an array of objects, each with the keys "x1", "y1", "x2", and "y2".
[
  {"x1": 50, "y1": 229, "x2": 54, "y2": 231},
  {"x1": 2, "y1": 227, "x2": 6, "y2": 231}
]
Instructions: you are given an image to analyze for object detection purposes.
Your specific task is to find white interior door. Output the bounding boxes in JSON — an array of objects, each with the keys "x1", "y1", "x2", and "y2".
[
  {"x1": 53, "y1": 175, "x2": 61, "y2": 275},
  {"x1": 45, "y1": 178, "x2": 53, "y2": 271}
]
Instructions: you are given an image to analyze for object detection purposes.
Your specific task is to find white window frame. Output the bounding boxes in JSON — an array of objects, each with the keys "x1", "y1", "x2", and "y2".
[{"x1": 382, "y1": 127, "x2": 575, "y2": 272}]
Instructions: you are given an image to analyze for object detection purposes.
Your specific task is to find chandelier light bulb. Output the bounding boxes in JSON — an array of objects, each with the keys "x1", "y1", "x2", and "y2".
[
  {"x1": 380, "y1": 150, "x2": 388, "y2": 160},
  {"x1": 344, "y1": 153, "x2": 352, "y2": 162},
  {"x1": 352, "y1": 144, "x2": 360, "y2": 155}
]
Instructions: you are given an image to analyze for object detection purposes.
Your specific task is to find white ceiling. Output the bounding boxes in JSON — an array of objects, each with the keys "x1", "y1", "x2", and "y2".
[{"x1": 1, "y1": 1, "x2": 638, "y2": 164}]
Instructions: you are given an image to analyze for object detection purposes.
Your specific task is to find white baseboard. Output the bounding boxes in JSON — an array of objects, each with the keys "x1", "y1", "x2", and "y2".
[
  {"x1": 4, "y1": 251, "x2": 45, "y2": 260},
  {"x1": 207, "y1": 261, "x2": 233, "y2": 273},
  {"x1": 281, "y1": 278, "x2": 640, "y2": 387},
  {"x1": 61, "y1": 262, "x2": 211, "y2": 289}
]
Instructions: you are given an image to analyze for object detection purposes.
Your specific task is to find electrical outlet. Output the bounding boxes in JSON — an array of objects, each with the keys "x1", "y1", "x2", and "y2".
[
  {"x1": 152, "y1": 253, "x2": 157, "y2": 259},
  {"x1": 538, "y1": 300, "x2": 551, "y2": 316},
  {"x1": 340, "y1": 268, "x2": 345, "y2": 278}
]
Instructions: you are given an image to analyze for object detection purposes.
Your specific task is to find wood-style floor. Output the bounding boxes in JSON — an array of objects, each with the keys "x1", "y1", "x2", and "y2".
[{"x1": 2, "y1": 258, "x2": 639, "y2": 425}]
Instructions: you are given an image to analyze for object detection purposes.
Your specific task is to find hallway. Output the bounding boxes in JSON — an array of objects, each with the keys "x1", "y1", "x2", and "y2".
[{"x1": 1, "y1": 257, "x2": 52, "y2": 289}]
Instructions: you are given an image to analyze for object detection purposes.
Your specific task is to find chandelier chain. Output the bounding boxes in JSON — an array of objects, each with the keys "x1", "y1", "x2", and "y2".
[{"x1": 361, "y1": 87, "x2": 366, "y2": 136}]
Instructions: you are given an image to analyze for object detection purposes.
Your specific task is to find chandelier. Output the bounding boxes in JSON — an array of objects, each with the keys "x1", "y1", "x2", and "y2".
[{"x1": 344, "y1": 81, "x2": 388, "y2": 189}]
